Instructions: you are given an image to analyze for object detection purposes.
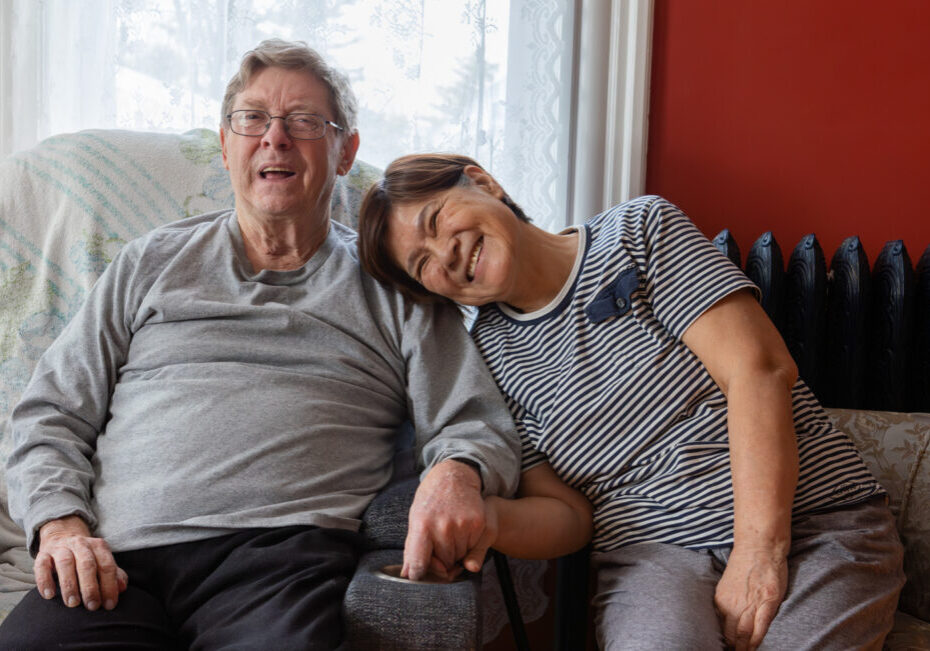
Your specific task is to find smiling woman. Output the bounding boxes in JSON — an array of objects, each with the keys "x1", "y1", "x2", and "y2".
[
  {"x1": 358, "y1": 152, "x2": 907, "y2": 650},
  {"x1": 373, "y1": 159, "x2": 577, "y2": 311}
]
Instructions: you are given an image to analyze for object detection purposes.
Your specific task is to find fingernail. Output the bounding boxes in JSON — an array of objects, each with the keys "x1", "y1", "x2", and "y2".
[
  {"x1": 42, "y1": 589, "x2": 55, "y2": 599},
  {"x1": 67, "y1": 596, "x2": 79, "y2": 607},
  {"x1": 86, "y1": 600, "x2": 99, "y2": 610},
  {"x1": 104, "y1": 599, "x2": 116, "y2": 610}
]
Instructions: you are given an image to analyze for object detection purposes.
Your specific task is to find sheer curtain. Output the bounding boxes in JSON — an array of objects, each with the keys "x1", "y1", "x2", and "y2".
[{"x1": 1, "y1": 0, "x2": 651, "y2": 231}]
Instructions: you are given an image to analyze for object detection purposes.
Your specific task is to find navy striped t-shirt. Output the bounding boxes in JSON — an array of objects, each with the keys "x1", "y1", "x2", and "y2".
[{"x1": 471, "y1": 196, "x2": 882, "y2": 552}]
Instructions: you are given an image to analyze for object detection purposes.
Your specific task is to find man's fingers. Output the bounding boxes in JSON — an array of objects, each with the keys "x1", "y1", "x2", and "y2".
[
  {"x1": 402, "y1": 528, "x2": 433, "y2": 581},
  {"x1": 91, "y1": 542, "x2": 120, "y2": 610},
  {"x1": 71, "y1": 541, "x2": 102, "y2": 610},
  {"x1": 427, "y1": 556, "x2": 453, "y2": 580},
  {"x1": 117, "y1": 567, "x2": 130, "y2": 592},
  {"x1": 427, "y1": 522, "x2": 457, "y2": 570},
  {"x1": 33, "y1": 553, "x2": 57, "y2": 600},
  {"x1": 50, "y1": 549, "x2": 81, "y2": 608}
]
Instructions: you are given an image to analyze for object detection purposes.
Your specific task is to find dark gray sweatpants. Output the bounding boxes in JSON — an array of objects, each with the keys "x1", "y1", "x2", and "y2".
[{"x1": 591, "y1": 496, "x2": 905, "y2": 650}]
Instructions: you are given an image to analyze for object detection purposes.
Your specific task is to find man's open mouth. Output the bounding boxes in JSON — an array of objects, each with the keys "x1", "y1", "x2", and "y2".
[
  {"x1": 260, "y1": 166, "x2": 296, "y2": 179},
  {"x1": 466, "y1": 237, "x2": 483, "y2": 281}
]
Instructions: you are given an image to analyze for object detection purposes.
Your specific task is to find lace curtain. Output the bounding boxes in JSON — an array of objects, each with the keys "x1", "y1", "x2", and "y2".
[{"x1": 1, "y1": 0, "x2": 578, "y2": 231}]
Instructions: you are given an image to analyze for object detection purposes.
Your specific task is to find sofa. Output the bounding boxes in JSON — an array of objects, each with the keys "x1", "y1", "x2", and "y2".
[{"x1": 0, "y1": 129, "x2": 926, "y2": 649}]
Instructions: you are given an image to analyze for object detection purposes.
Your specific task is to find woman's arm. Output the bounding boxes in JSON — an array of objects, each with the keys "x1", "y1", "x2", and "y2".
[
  {"x1": 463, "y1": 462, "x2": 593, "y2": 571},
  {"x1": 681, "y1": 288, "x2": 799, "y2": 651}
]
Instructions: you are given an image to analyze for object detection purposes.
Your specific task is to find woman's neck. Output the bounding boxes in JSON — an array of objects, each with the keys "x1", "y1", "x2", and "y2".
[{"x1": 506, "y1": 225, "x2": 580, "y2": 313}]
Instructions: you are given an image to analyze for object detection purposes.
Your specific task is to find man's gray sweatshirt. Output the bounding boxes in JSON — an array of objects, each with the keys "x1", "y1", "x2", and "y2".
[{"x1": 7, "y1": 211, "x2": 521, "y2": 554}]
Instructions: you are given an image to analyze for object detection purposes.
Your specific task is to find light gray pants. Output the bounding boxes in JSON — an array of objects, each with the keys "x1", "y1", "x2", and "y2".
[{"x1": 591, "y1": 496, "x2": 905, "y2": 650}]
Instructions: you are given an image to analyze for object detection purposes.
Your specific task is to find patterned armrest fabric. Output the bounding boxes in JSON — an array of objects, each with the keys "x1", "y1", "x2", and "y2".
[{"x1": 825, "y1": 408, "x2": 930, "y2": 621}]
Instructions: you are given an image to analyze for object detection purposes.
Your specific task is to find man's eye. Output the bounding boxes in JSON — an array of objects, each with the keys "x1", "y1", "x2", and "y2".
[{"x1": 241, "y1": 112, "x2": 264, "y2": 121}]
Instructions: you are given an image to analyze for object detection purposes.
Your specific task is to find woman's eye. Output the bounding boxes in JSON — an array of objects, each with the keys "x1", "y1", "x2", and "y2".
[{"x1": 415, "y1": 257, "x2": 428, "y2": 280}]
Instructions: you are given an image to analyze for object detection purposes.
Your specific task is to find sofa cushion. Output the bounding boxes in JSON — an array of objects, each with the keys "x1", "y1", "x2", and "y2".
[{"x1": 826, "y1": 408, "x2": 930, "y2": 621}]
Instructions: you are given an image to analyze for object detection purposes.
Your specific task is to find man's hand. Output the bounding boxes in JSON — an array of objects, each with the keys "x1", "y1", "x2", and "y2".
[
  {"x1": 714, "y1": 546, "x2": 788, "y2": 651},
  {"x1": 36, "y1": 515, "x2": 128, "y2": 611},
  {"x1": 402, "y1": 459, "x2": 486, "y2": 581}
]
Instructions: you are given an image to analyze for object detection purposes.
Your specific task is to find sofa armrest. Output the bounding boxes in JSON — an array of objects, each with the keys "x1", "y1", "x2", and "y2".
[
  {"x1": 345, "y1": 473, "x2": 484, "y2": 649},
  {"x1": 825, "y1": 408, "x2": 930, "y2": 621}
]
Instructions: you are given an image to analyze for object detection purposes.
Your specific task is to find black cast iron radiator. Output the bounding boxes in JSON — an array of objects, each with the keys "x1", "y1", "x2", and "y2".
[{"x1": 711, "y1": 230, "x2": 930, "y2": 413}]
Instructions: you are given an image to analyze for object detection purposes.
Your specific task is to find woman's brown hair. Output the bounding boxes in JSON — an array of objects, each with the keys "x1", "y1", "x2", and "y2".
[{"x1": 358, "y1": 153, "x2": 529, "y2": 304}]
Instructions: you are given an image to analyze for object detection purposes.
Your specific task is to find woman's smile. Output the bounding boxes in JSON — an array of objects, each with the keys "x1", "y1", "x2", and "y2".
[{"x1": 466, "y1": 237, "x2": 483, "y2": 281}]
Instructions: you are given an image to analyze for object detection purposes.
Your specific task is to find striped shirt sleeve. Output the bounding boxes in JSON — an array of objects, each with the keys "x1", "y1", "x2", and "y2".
[{"x1": 635, "y1": 197, "x2": 760, "y2": 339}]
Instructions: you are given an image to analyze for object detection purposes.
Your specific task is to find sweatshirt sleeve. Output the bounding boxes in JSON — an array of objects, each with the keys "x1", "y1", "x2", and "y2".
[
  {"x1": 401, "y1": 301, "x2": 521, "y2": 499},
  {"x1": 6, "y1": 242, "x2": 144, "y2": 555}
]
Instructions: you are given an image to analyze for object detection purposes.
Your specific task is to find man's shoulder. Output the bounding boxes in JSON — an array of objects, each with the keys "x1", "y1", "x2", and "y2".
[
  {"x1": 330, "y1": 219, "x2": 358, "y2": 248},
  {"x1": 129, "y1": 209, "x2": 232, "y2": 250},
  {"x1": 109, "y1": 209, "x2": 233, "y2": 278},
  {"x1": 148, "y1": 209, "x2": 232, "y2": 239}
]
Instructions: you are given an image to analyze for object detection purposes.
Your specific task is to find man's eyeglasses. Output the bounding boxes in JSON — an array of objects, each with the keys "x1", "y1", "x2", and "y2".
[{"x1": 226, "y1": 110, "x2": 345, "y2": 140}]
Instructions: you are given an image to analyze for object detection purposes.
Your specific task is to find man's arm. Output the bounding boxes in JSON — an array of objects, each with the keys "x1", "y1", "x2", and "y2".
[
  {"x1": 681, "y1": 289, "x2": 799, "y2": 651},
  {"x1": 397, "y1": 302, "x2": 522, "y2": 581},
  {"x1": 7, "y1": 245, "x2": 141, "y2": 608}
]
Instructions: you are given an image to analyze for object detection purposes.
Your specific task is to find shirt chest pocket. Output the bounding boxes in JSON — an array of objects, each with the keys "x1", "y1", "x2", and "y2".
[{"x1": 583, "y1": 266, "x2": 664, "y2": 370}]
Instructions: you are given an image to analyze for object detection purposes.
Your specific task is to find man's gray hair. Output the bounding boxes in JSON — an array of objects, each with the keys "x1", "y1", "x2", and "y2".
[{"x1": 221, "y1": 38, "x2": 358, "y2": 134}]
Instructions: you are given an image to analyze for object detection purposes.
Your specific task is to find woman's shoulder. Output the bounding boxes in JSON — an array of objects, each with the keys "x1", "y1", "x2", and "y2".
[{"x1": 586, "y1": 195, "x2": 684, "y2": 229}]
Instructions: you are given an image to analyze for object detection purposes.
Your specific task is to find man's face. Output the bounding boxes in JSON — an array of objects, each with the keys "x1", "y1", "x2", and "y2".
[{"x1": 220, "y1": 66, "x2": 358, "y2": 226}]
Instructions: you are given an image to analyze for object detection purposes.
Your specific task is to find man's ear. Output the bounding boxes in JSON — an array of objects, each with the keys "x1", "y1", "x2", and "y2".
[
  {"x1": 219, "y1": 125, "x2": 230, "y2": 170},
  {"x1": 337, "y1": 131, "x2": 360, "y2": 176},
  {"x1": 462, "y1": 164, "x2": 504, "y2": 198}
]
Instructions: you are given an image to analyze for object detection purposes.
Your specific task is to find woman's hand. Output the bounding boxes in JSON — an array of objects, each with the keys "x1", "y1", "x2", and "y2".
[
  {"x1": 714, "y1": 545, "x2": 788, "y2": 651},
  {"x1": 462, "y1": 497, "x2": 501, "y2": 573}
]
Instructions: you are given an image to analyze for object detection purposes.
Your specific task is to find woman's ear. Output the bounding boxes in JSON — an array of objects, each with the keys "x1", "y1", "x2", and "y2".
[{"x1": 462, "y1": 165, "x2": 504, "y2": 198}]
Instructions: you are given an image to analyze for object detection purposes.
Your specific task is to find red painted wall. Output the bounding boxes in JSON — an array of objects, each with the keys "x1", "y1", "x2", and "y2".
[{"x1": 645, "y1": 0, "x2": 930, "y2": 267}]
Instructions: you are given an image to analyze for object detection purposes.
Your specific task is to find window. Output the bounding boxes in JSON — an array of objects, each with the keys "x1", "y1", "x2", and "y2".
[
  {"x1": 2, "y1": 0, "x2": 652, "y2": 231},
  {"x1": 4, "y1": 0, "x2": 578, "y2": 231}
]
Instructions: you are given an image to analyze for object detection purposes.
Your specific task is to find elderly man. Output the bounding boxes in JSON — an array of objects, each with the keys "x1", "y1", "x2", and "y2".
[{"x1": 0, "y1": 39, "x2": 520, "y2": 649}]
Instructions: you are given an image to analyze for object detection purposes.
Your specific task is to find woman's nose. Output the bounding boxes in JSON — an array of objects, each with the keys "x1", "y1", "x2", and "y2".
[{"x1": 435, "y1": 237, "x2": 459, "y2": 269}]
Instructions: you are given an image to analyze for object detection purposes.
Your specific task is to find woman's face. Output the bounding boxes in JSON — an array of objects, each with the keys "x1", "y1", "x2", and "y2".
[{"x1": 385, "y1": 167, "x2": 524, "y2": 306}]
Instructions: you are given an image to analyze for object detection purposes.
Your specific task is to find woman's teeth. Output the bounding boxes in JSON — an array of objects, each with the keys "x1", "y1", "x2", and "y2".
[{"x1": 467, "y1": 239, "x2": 483, "y2": 280}]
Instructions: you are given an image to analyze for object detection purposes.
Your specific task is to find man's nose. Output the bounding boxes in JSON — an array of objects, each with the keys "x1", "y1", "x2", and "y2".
[{"x1": 261, "y1": 117, "x2": 293, "y2": 149}]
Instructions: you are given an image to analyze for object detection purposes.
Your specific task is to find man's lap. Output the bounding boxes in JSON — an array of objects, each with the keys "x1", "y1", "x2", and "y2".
[{"x1": 0, "y1": 525, "x2": 363, "y2": 651}]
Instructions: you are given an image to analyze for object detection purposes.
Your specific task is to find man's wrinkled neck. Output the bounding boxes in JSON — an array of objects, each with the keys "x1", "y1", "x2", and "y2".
[{"x1": 237, "y1": 209, "x2": 331, "y2": 272}]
